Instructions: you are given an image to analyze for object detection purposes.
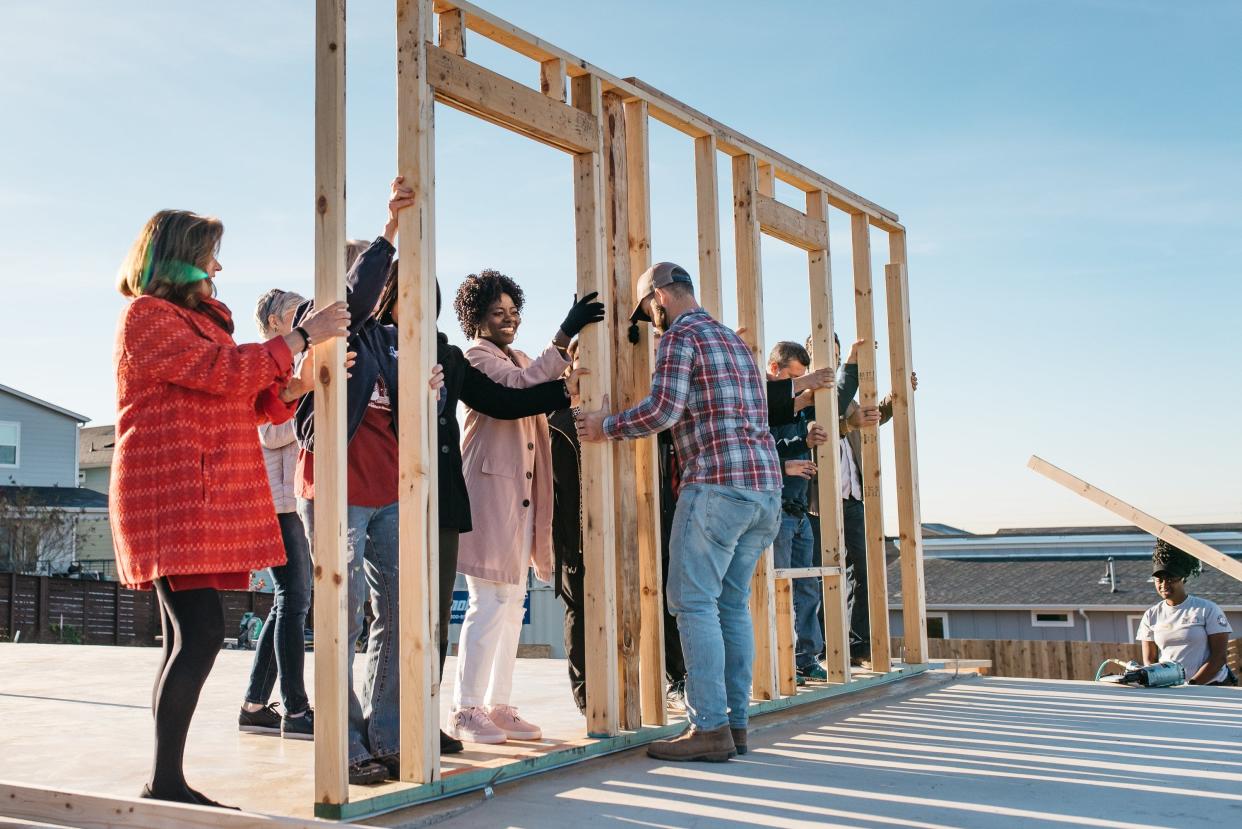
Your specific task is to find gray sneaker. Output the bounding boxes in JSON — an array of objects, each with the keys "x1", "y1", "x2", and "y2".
[{"x1": 238, "y1": 702, "x2": 282, "y2": 735}]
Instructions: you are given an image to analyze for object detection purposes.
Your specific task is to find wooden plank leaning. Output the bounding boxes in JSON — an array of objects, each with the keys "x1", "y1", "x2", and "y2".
[
  {"x1": 396, "y1": 0, "x2": 440, "y2": 783},
  {"x1": 312, "y1": 0, "x2": 349, "y2": 806},
  {"x1": 1029, "y1": 456, "x2": 1242, "y2": 583}
]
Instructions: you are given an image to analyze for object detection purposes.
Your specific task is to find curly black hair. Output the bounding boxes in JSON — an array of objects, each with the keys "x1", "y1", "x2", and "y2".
[
  {"x1": 453, "y1": 269, "x2": 525, "y2": 340},
  {"x1": 1152, "y1": 539, "x2": 1202, "y2": 580}
]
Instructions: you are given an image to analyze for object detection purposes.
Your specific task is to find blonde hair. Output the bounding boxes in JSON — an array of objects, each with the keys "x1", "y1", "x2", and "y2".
[
  {"x1": 345, "y1": 238, "x2": 369, "y2": 273},
  {"x1": 117, "y1": 210, "x2": 223, "y2": 308}
]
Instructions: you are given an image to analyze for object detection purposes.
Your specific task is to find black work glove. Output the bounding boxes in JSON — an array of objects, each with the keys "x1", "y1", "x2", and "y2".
[{"x1": 559, "y1": 291, "x2": 605, "y2": 339}]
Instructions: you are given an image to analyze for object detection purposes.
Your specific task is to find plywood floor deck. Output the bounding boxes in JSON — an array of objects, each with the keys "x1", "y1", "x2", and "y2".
[{"x1": 0, "y1": 643, "x2": 894, "y2": 821}]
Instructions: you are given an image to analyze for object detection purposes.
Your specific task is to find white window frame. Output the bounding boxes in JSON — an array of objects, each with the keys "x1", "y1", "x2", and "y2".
[
  {"x1": 1127, "y1": 614, "x2": 1146, "y2": 641},
  {"x1": 925, "y1": 612, "x2": 949, "y2": 639},
  {"x1": 0, "y1": 421, "x2": 19, "y2": 468},
  {"x1": 1030, "y1": 610, "x2": 1074, "y2": 628}
]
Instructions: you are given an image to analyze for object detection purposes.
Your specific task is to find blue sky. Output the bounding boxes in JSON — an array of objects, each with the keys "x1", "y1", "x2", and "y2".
[{"x1": 1, "y1": 1, "x2": 1238, "y2": 533}]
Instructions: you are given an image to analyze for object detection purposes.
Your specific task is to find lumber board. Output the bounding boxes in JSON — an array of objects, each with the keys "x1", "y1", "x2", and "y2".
[
  {"x1": 775, "y1": 577, "x2": 798, "y2": 695},
  {"x1": 732, "y1": 152, "x2": 778, "y2": 700},
  {"x1": 0, "y1": 781, "x2": 363, "y2": 829},
  {"x1": 603, "y1": 90, "x2": 642, "y2": 731},
  {"x1": 396, "y1": 0, "x2": 440, "y2": 784},
  {"x1": 850, "y1": 212, "x2": 892, "y2": 673},
  {"x1": 427, "y1": 1, "x2": 900, "y2": 226},
  {"x1": 807, "y1": 189, "x2": 850, "y2": 684},
  {"x1": 773, "y1": 566, "x2": 842, "y2": 579},
  {"x1": 572, "y1": 73, "x2": 620, "y2": 737},
  {"x1": 757, "y1": 193, "x2": 829, "y2": 252},
  {"x1": 438, "y1": 7, "x2": 465, "y2": 56},
  {"x1": 311, "y1": 0, "x2": 349, "y2": 806},
  {"x1": 1028, "y1": 455, "x2": 1242, "y2": 582},
  {"x1": 884, "y1": 235, "x2": 927, "y2": 665},
  {"x1": 539, "y1": 57, "x2": 566, "y2": 102},
  {"x1": 694, "y1": 133, "x2": 723, "y2": 318},
  {"x1": 425, "y1": 45, "x2": 596, "y2": 154},
  {"x1": 624, "y1": 98, "x2": 667, "y2": 726}
]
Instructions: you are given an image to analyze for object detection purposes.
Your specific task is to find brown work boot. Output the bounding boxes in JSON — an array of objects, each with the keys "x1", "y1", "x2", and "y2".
[
  {"x1": 731, "y1": 727, "x2": 747, "y2": 755},
  {"x1": 647, "y1": 725, "x2": 736, "y2": 762}
]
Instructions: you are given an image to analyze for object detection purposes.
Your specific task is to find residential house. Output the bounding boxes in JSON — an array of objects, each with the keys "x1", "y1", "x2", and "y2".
[
  {"x1": 0, "y1": 383, "x2": 109, "y2": 576},
  {"x1": 888, "y1": 523, "x2": 1242, "y2": 644}
]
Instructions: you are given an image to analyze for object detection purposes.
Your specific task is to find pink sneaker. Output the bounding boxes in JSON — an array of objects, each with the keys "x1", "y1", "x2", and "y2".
[
  {"x1": 449, "y1": 706, "x2": 507, "y2": 745},
  {"x1": 486, "y1": 704, "x2": 542, "y2": 740}
]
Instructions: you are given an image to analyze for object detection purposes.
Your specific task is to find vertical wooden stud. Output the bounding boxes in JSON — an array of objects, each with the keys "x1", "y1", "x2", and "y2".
[
  {"x1": 437, "y1": 7, "x2": 465, "y2": 56},
  {"x1": 572, "y1": 72, "x2": 620, "y2": 737},
  {"x1": 396, "y1": 0, "x2": 439, "y2": 783},
  {"x1": 774, "y1": 577, "x2": 797, "y2": 695},
  {"x1": 540, "y1": 58, "x2": 567, "y2": 103},
  {"x1": 885, "y1": 231, "x2": 927, "y2": 666},
  {"x1": 732, "y1": 153, "x2": 778, "y2": 701},
  {"x1": 603, "y1": 91, "x2": 642, "y2": 731},
  {"x1": 807, "y1": 191, "x2": 850, "y2": 683},
  {"x1": 693, "y1": 134, "x2": 722, "y2": 318},
  {"x1": 849, "y1": 212, "x2": 892, "y2": 673},
  {"x1": 757, "y1": 162, "x2": 776, "y2": 198},
  {"x1": 312, "y1": 0, "x2": 349, "y2": 806},
  {"x1": 624, "y1": 99, "x2": 667, "y2": 726}
]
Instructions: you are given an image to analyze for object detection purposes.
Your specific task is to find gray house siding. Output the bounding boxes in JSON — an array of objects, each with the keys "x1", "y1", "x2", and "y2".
[
  {"x1": 80, "y1": 466, "x2": 110, "y2": 494},
  {"x1": 890, "y1": 607, "x2": 1242, "y2": 644},
  {"x1": 0, "y1": 392, "x2": 80, "y2": 488}
]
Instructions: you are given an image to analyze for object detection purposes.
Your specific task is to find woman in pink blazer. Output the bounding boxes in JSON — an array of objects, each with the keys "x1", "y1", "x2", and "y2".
[{"x1": 448, "y1": 270, "x2": 603, "y2": 744}]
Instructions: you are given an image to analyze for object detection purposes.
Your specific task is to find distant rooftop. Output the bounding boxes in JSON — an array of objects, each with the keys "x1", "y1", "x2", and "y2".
[
  {"x1": 889, "y1": 556, "x2": 1242, "y2": 610},
  {"x1": 79, "y1": 425, "x2": 116, "y2": 469},
  {"x1": 0, "y1": 485, "x2": 108, "y2": 510},
  {"x1": 922, "y1": 522, "x2": 1242, "y2": 539}
]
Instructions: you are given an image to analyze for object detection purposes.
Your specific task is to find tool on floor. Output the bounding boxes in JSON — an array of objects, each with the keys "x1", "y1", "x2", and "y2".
[{"x1": 1095, "y1": 658, "x2": 1186, "y2": 687}]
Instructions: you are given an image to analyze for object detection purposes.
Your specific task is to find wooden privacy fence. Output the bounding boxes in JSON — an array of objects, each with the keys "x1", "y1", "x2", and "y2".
[
  {"x1": 0, "y1": 573, "x2": 272, "y2": 647},
  {"x1": 892, "y1": 636, "x2": 1242, "y2": 682}
]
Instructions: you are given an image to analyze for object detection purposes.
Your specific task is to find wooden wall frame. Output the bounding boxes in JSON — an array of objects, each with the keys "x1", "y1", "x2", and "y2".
[{"x1": 303, "y1": 0, "x2": 928, "y2": 818}]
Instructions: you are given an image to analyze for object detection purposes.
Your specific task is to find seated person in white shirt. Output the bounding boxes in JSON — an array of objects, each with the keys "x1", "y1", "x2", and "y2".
[{"x1": 1136, "y1": 540, "x2": 1236, "y2": 686}]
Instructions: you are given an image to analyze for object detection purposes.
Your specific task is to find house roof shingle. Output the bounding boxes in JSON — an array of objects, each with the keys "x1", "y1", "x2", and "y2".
[
  {"x1": 888, "y1": 556, "x2": 1242, "y2": 610},
  {"x1": 78, "y1": 425, "x2": 116, "y2": 469},
  {"x1": 0, "y1": 485, "x2": 109, "y2": 510}
]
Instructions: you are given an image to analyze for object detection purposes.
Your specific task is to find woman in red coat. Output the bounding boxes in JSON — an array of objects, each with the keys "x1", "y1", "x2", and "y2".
[{"x1": 111, "y1": 209, "x2": 349, "y2": 807}]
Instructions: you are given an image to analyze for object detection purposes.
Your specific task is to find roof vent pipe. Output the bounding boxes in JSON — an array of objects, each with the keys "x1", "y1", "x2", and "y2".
[{"x1": 1096, "y1": 556, "x2": 1118, "y2": 593}]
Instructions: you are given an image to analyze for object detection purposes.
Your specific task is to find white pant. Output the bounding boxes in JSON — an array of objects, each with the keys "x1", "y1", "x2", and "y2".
[{"x1": 454, "y1": 576, "x2": 527, "y2": 708}]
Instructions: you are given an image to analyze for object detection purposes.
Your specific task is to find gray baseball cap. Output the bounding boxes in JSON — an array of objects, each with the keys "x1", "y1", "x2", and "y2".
[{"x1": 631, "y1": 262, "x2": 693, "y2": 322}]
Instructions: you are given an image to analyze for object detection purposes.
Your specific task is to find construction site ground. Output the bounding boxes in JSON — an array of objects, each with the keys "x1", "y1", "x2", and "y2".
[{"x1": 1, "y1": 644, "x2": 1239, "y2": 828}]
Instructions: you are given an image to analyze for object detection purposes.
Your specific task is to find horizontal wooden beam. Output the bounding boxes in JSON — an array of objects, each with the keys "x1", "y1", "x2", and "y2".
[
  {"x1": 773, "y1": 566, "x2": 842, "y2": 579},
  {"x1": 1028, "y1": 455, "x2": 1242, "y2": 583},
  {"x1": 429, "y1": 0, "x2": 900, "y2": 227},
  {"x1": 756, "y1": 193, "x2": 828, "y2": 251},
  {"x1": 425, "y1": 43, "x2": 597, "y2": 154},
  {"x1": 0, "y1": 781, "x2": 364, "y2": 829}
]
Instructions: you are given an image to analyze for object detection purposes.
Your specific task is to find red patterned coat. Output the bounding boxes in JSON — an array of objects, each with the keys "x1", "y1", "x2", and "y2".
[{"x1": 109, "y1": 296, "x2": 295, "y2": 588}]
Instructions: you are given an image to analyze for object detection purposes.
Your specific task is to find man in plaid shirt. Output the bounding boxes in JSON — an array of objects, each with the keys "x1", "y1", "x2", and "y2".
[{"x1": 577, "y1": 262, "x2": 781, "y2": 762}]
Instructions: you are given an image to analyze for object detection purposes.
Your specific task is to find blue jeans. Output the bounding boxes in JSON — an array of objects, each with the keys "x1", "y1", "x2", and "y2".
[
  {"x1": 773, "y1": 512, "x2": 824, "y2": 671},
  {"x1": 666, "y1": 484, "x2": 781, "y2": 731},
  {"x1": 299, "y1": 498, "x2": 400, "y2": 764},
  {"x1": 244, "y1": 511, "x2": 313, "y2": 714}
]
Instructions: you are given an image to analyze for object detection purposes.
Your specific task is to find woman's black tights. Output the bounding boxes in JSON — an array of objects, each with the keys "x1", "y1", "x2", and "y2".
[{"x1": 147, "y1": 578, "x2": 225, "y2": 804}]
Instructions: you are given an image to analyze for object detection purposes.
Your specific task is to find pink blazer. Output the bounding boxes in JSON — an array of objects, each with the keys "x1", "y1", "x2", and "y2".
[{"x1": 456, "y1": 338, "x2": 569, "y2": 585}]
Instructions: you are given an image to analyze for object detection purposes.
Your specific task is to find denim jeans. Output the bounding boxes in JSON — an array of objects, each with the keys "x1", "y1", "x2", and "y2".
[
  {"x1": 299, "y1": 498, "x2": 400, "y2": 764},
  {"x1": 244, "y1": 511, "x2": 313, "y2": 714},
  {"x1": 773, "y1": 512, "x2": 824, "y2": 671},
  {"x1": 666, "y1": 483, "x2": 781, "y2": 731}
]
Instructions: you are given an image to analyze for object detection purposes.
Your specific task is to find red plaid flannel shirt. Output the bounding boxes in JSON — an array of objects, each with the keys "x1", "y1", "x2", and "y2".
[{"x1": 604, "y1": 309, "x2": 781, "y2": 491}]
